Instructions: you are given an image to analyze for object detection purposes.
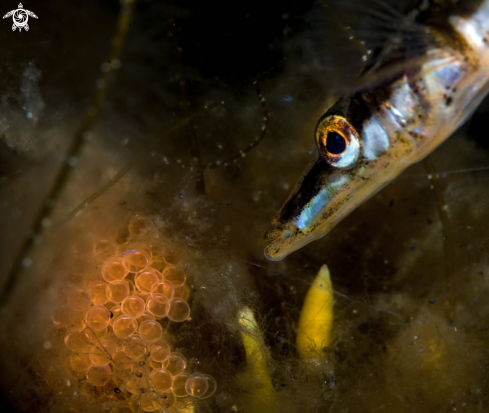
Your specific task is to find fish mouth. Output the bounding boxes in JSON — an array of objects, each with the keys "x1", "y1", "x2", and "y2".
[
  {"x1": 263, "y1": 152, "x2": 341, "y2": 261},
  {"x1": 264, "y1": 223, "x2": 330, "y2": 261},
  {"x1": 263, "y1": 149, "x2": 394, "y2": 261},
  {"x1": 263, "y1": 229, "x2": 296, "y2": 262},
  {"x1": 263, "y1": 148, "x2": 408, "y2": 261}
]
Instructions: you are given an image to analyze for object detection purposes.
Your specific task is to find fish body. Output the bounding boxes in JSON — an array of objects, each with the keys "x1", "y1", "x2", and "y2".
[{"x1": 265, "y1": 0, "x2": 489, "y2": 261}]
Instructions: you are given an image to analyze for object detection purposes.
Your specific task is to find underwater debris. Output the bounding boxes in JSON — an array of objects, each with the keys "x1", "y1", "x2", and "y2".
[{"x1": 0, "y1": 0, "x2": 137, "y2": 308}]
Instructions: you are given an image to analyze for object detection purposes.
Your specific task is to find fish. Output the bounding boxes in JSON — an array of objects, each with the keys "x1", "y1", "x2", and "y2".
[{"x1": 264, "y1": 0, "x2": 489, "y2": 261}]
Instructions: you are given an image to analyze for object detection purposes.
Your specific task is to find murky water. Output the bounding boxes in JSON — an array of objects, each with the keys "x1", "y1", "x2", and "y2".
[{"x1": 1, "y1": 1, "x2": 489, "y2": 412}]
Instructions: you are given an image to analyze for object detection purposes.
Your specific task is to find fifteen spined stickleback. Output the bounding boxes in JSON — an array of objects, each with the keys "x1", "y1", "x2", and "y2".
[{"x1": 265, "y1": 0, "x2": 489, "y2": 260}]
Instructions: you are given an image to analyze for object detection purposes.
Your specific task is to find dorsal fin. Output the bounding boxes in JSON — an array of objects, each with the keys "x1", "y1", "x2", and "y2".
[
  {"x1": 406, "y1": 0, "x2": 485, "y2": 22},
  {"x1": 299, "y1": 0, "x2": 441, "y2": 96}
]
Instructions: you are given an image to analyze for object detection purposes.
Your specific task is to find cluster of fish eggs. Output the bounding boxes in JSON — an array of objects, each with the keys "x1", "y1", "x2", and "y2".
[{"x1": 50, "y1": 218, "x2": 216, "y2": 412}]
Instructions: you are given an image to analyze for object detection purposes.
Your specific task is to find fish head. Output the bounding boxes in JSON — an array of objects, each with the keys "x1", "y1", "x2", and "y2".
[{"x1": 264, "y1": 98, "x2": 415, "y2": 261}]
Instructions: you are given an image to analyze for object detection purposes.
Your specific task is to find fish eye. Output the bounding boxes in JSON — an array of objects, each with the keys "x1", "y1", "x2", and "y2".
[
  {"x1": 325, "y1": 131, "x2": 346, "y2": 154},
  {"x1": 315, "y1": 115, "x2": 361, "y2": 169}
]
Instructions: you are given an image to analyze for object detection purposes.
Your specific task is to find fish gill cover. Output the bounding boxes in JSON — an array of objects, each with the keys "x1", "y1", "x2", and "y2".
[{"x1": 0, "y1": 0, "x2": 488, "y2": 412}]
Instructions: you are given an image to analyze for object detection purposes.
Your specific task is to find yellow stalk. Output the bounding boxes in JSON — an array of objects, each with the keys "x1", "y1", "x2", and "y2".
[
  {"x1": 238, "y1": 307, "x2": 276, "y2": 409},
  {"x1": 296, "y1": 264, "x2": 334, "y2": 359}
]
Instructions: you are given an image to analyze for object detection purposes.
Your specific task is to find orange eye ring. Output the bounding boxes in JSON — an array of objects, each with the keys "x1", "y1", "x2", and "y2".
[{"x1": 315, "y1": 115, "x2": 361, "y2": 169}]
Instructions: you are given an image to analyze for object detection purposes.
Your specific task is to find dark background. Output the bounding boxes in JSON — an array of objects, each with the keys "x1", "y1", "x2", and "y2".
[{"x1": 1, "y1": 1, "x2": 489, "y2": 412}]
